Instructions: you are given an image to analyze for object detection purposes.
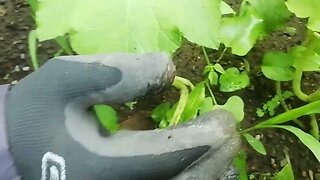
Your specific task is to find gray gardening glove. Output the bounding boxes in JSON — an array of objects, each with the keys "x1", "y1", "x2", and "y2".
[{"x1": 1, "y1": 53, "x2": 241, "y2": 180}]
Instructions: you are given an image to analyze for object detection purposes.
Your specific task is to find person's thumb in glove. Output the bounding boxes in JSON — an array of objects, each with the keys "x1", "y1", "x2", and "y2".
[{"x1": 5, "y1": 53, "x2": 240, "y2": 180}]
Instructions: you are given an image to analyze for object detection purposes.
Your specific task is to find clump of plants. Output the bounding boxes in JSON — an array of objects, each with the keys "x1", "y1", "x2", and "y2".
[{"x1": 27, "y1": 0, "x2": 320, "y2": 179}]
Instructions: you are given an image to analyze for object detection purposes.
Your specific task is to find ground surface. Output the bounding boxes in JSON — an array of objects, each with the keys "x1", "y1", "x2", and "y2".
[{"x1": 0, "y1": 0, "x2": 319, "y2": 179}]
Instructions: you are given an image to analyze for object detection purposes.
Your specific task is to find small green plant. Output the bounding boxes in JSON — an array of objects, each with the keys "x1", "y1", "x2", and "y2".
[{"x1": 256, "y1": 91, "x2": 294, "y2": 117}]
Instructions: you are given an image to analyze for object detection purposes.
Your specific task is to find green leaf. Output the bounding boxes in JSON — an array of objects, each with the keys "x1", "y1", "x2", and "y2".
[
  {"x1": 214, "y1": 63, "x2": 225, "y2": 74},
  {"x1": 181, "y1": 82, "x2": 206, "y2": 121},
  {"x1": 215, "y1": 96, "x2": 244, "y2": 122},
  {"x1": 255, "y1": 100, "x2": 320, "y2": 127},
  {"x1": 256, "y1": 108, "x2": 265, "y2": 117},
  {"x1": 221, "y1": 1, "x2": 235, "y2": 15},
  {"x1": 243, "y1": 133, "x2": 267, "y2": 155},
  {"x1": 274, "y1": 162, "x2": 294, "y2": 180},
  {"x1": 219, "y1": 68, "x2": 250, "y2": 92},
  {"x1": 282, "y1": 91, "x2": 294, "y2": 99},
  {"x1": 291, "y1": 46, "x2": 320, "y2": 72},
  {"x1": 247, "y1": 0, "x2": 291, "y2": 32},
  {"x1": 93, "y1": 104, "x2": 119, "y2": 133},
  {"x1": 261, "y1": 51, "x2": 295, "y2": 81},
  {"x1": 35, "y1": 0, "x2": 221, "y2": 54},
  {"x1": 199, "y1": 97, "x2": 214, "y2": 115},
  {"x1": 151, "y1": 102, "x2": 171, "y2": 123},
  {"x1": 272, "y1": 125, "x2": 320, "y2": 162},
  {"x1": 159, "y1": 120, "x2": 169, "y2": 129},
  {"x1": 220, "y1": 5, "x2": 264, "y2": 56},
  {"x1": 166, "y1": 103, "x2": 178, "y2": 121},
  {"x1": 203, "y1": 65, "x2": 214, "y2": 75},
  {"x1": 208, "y1": 71, "x2": 219, "y2": 85},
  {"x1": 285, "y1": 0, "x2": 320, "y2": 32}
]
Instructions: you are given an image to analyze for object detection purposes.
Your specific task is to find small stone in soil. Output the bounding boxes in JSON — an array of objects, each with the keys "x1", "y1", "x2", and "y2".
[
  {"x1": 0, "y1": 5, "x2": 6, "y2": 16},
  {"x1": 12, "y1": 65, "x2": 20, "y2": 72},
  {"x1": 11, "y1": 80, "x2": 18, "y2": 85},
  {"x1": 20, "y1": 53, "x2": 25, "y2": 60},
  {"x1": 22, "y1": 66, "x2": 30, "y2": 71},
  {"x1": 270, "y1": 158, "x2": 275, "y2": 165},
  {"x1": 308, "y1": 170, "x2": 314, "y2": 180},
  {"x1": 302, "y1": 171, "x2": 307, "y2": 177},
  {"x1": 3, "y1": 74, "x2": 9, "y2": 80},
  {"x1": 254, "y1": 134, "x2": 261, "y2": 140}
]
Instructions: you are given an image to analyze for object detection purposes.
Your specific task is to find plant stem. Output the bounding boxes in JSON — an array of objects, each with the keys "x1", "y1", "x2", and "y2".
[
  {"x1": 276, "y1": 82, "x2": 288, "y2": 111},
  {"x1": 28, "y1": 30, "x2": 39, "y2": 70},
  {"x1": 174, "y1": 76, "x2": 195, "y2": 89},
  {"x1": 309, "y1": 114, "x2": 320, "y2": 140},
  {"x1": 216, "y1": 47, "x2": 228, "y2": 63},
  {"x1": 169, "y1": 77, "x2": 189, "y2": 126},
  {"x1": 292, "y1": 31, "x2": 320, "y2": 102},
  {"x1": 292, "y1": 71, "x2": 320, "y2": 102},
  {"x1": 55, "y1": 36, "x2": 73, "y2": 55},
  {"x1": 292, "y1": 70, "x2": 309, "y2": 102},
  {"x1": 205, "y1": 82, "x2": 217, "y2": 105},
  {"x1": 202, "y1": 46, "x2": 211, "y2": 65},
  {"x1": 276, "y1": 81, "x2": 305, "y2": 129},
  {"x1": 308, "y1": 89, "x2": 320, "y2": 102},
  {"x1": 241, "y1": 100, "x2": 320, "y2": 133}
]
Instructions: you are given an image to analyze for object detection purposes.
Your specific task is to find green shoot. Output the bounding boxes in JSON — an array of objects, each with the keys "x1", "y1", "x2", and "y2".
[
  {"x1": 55, "y1": 36, "x2": 73, "y2": 55},
  {"x1": 28, "y1": 30, "x2": 39, "y2": 70},
  {"x1": 169, "y1": 77, "x2": 190, "y2": 126},
  {"x1": 125, "y1": 101, "x2": 137, "y2": 111}
]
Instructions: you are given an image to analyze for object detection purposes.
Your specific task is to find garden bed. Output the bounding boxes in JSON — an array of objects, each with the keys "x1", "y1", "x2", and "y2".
[{"x1": 0, "y1": 0, "x2": 319, "y2": 179}]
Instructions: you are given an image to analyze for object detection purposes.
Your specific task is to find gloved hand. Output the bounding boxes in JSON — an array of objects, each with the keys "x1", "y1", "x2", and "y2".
[{"x1": 0, "y1": 53, "x2": 241, "y2": 180}]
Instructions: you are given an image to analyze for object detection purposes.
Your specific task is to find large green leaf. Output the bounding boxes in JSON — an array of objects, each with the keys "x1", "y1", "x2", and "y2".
[
  {"x1": 36, "y1": 0, "x2": 221, "y2": 54},
  {"x1": 285, "y1": 0, "x2": 320, "y2": 32},
  {"x1": 247, "y1": 0, "x2": 291, "y2": 32},
  {"x1": 271, "y1": 125, "x2": 320, "y2": 162},
  {"x1": 220, "y1": 5, "x2": 264, "y2": 56},
  {"x1": 261, "y1": 51, "x2": 295, "y2": 81}
]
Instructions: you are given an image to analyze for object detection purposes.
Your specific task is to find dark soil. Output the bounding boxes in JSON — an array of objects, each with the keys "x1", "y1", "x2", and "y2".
[{"x1": 1, "y1": 0, "x2": 319, "y2": 179}]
